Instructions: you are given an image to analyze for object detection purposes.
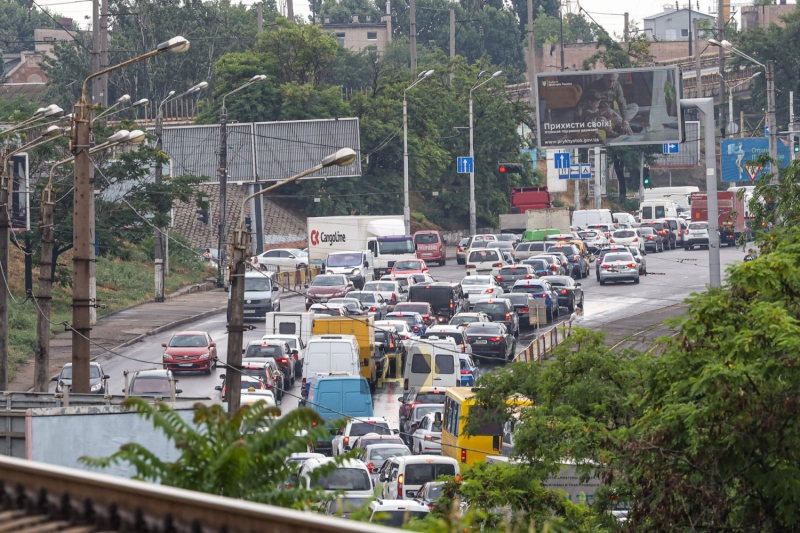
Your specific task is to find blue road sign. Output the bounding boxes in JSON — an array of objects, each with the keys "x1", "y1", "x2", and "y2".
[
  {"x1": 457, "y1": 157, "x2": 474, "y2": 173},
  {"x1": 663, "y1": 142, "x2": 679, "y2": 154},
  {"x1": 580, "y1": 163, "x2": 591, "y2": 179},
  {"x1": 558, "y1": 166, "x2": 570, "y2": 179},
  {"x1": 569, "y1": 165, "x2": 580, "y2": 180},
  {"x1": 554, "y1": 152, "x2": 570, "y2": 169},
  {"x1": 721, "y1": 138, "x2": 790, "y2": 182},
  {"x1": 765, "y1": 126, "x2": 769, "y2": 138}
]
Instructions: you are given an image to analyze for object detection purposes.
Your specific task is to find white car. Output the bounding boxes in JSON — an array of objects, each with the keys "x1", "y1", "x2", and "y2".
[
  {"x1": 298, "y1": 457, "x2": 374, "y2": 499},
  {"x1": 332, "y1": 417, "x2": 393, "y2": 456},
  {"x1": 465, "y1": 248, "x2": 507, "y2": 276},
  {"x1": 358, "y1": 443, "x2": 412, "y2": 484},
  {"x1": 460, "y1": 275, "x2": 504, "y2": 307},
  {"x1": 240, "y1": 388, "x2": 276, "y2": 407},
  {"x1": 684, "y1": 221, "x2": 709, "y2": 250},
  {"x1": 411, "y1": 412, "x2": 442, "y2": 455},
  {"x1": 578, "y1": 229, "x2": 609, "y2": 252},
  {"x1": 369, "y1": 499, "x2": 430, "y2": 526},
  {"x1": 609, "y1": 229, "x2": 644, "y2": 251},
  {"x1": 363, "y1": 280, "x2": 407, "y2": 309},
  {"x1": 257, "y1": 248, "x2": 308, "y2": 269}
]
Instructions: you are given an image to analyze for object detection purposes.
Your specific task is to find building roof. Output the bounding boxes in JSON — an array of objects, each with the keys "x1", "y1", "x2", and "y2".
[
  {"x1": 321, "y1": 21, "x2": 387, "y2": 29},
  {"x1": 643, "y1": 7, "x2": 715, "y2": 20},
  {"x1": 0, "y1": 82, "x2": 47, "y2": 102}
]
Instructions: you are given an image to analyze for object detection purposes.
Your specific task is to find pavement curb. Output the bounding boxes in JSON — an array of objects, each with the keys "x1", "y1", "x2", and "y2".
[{"x1": 94, "y1": 279, "x2": 219, "y2": 323}]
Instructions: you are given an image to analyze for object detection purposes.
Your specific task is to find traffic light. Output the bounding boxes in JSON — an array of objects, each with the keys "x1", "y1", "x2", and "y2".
[
  {"x1": 643, "y1": 166, "x2": 651, "y2": 187},
  {"x1": 196, "y1": 209, "x2": 209, "y2": 224},
  {"x1": 245, "y1": 216, "x2": 252, "y2": 231},
  {"x1": 794, "y1": 136, "x2": 799, "y2": 153},
  {"x1": 498, "y1": 163, "x2": 524, "y2": 174}
]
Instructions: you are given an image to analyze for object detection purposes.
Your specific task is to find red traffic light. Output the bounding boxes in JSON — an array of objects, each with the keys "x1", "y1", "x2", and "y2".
[{"x1": 499, "y1": 165, "x2": 507, "y2": 173}]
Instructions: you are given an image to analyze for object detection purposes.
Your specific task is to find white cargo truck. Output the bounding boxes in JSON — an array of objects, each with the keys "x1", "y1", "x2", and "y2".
[
  {"x1": 265, "y1": 312, "x2": 314, "y2": 345},
  {"x1": 526, "y1": 207, "x2": 572, "y2": 232},
  {"x1": 307, "y1": 216, "x2": 416, "y2": 277}
]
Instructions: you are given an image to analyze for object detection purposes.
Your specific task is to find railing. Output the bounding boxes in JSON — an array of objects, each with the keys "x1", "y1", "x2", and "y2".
[
  {"x1": 0, "y1": 454, "x2": 393, "y2": 533},
  {"x1": 514, "y1": 318, "x2": 574, "y2": 363},
  {"x1": 256, "y1": 264, "x2": 326, "y2": 295}
]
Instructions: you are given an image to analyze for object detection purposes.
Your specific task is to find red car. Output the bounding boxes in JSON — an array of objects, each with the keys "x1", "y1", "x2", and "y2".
[
  {"x1": 305, "y1": 274, "x2": 355, "y2": 310},
  {"x1": 389, "y1": 259, "x2": 429, "y2": 275},
  {"x1": 392, "y1": 302, "x2": 435, "y2": 326},
  {"x1": 162, "y1": 331, "x2": 217, "y2": 374}
]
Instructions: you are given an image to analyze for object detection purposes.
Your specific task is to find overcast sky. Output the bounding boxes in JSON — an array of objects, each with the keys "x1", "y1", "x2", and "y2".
[{"x1": 38, "y1": 0, "x2": 755, "y2": 44}]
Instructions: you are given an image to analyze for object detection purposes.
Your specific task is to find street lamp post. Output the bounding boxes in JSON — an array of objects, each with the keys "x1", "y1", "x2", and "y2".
[
  {"x1": 709, "y1": 39, "x2": 776, "y2": 170},
  {"x1": 402, "y1": 70, "x2": 434, "y2": 235},
  {"x1": 69, "y1": 35, "x2": 190, "y2": 393},
  {"x1": 92, "y1": 94, "x2": 130, "y2": 123},
  {"x1": 469, "y1": 70, "x2": 503, "y2": 236},
  {"x1": 35, "y1": 129, "x2": 145, "y2": 392},
  {"x1": 217, "y1": 75, "x2": 268, "y2": 287},
  {"x1": 225, "y1": 148, "x2": 356, "y2": 414},
  {"x1": 154, "y1": 81, "x2": 207, "y2": 302},
  {"x1": 718, "y1": 72, "x2": 761, "y2": 138}
]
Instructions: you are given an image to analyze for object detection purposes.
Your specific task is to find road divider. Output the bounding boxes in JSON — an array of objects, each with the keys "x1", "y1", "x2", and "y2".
[{"x1": 514, "y1": 319, "x2": 575, "y2": 363}]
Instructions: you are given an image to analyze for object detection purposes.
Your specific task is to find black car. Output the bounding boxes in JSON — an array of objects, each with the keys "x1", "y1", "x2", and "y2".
[
  {"x1": 637, "y1": 227, "x2": 665, "y2": 254},
  {"x1": 243, "y1": 340, "x2": 294, "y2": 386},
  {"x1": 495, "y1": 264, "x2": 537, "y2": 291},
  {"x1": 327, "y1": 298, "x2": 368, "y2": 316},
  {"x1": 472, "y1": 297, "x2": 519, "y2": 337},
  {"x1": 52, "y1": 362, "x2": 109, "y2": 394},
  {"x1": 375, "y1": 326, "x2": 407, "y2": 377},
  {"x1": 415, "y1": 481, "x2": 445, "y2": 510},
  {"x1": 545, "y1": 275, "x2": 584, "y2": 313},
  {"x1": 640, "y1": 221, "x2": 673, "y2": 250},
  {"x1": 407, "y1": 282, "x2": 468, "y2": 324},
  {"x1": 464, "y1": 322, "x2": 516, "y2": 363},
  {"x1": 503, "y1": 292, "x2": 537, "y2": 329}
]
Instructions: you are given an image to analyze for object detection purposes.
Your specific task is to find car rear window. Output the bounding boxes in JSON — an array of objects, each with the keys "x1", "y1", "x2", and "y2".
[
  {"x1": 523, "y1": 259, "x2": 548, "y2": 270},
  {"x1": 468, "y1": 250, "x2": 500, "y2": 262},
  {"x1": 666, "y1": 220, "x2": 678, "y2": 229},
  {"x1": 499, "y1": 267, "x2": 526, "y2": 276},
  {"x1": 613, "y1": 230, "x2": 635, "y2": 238},
  {"x1": 415, "y1": 234, "x2": 439, "y2": 244},
  {"x1": 512, "y1": 284, "x2": 546, "y2": 294},
  {"x1": 638, "y1": 227, "x2": 655, "y2": 235},
  {"x1": 404, "y1": 463, "x2": 456, "y2": 485},
  {"x1": 245, "y1": 344, "x2": 282, "y2": 357},
  {"x1": 604, "y1": 253, "x2": 633, "y2": 262},
  {"x1": 689, "y1": 222, "x2": 708, "y2": 230},
  {"x1": 410, "y1": 353, "x2": 431, "y2": 373},
  {"x1": 422, "y1": 331, "x2": 465, "y2": 344},
  {"x1": 465, "y1": 324, "x2": 503, "y2": 334},
  {"x1": 642, "y1": 206, "x2": 653, "y2": 219},
  {"x1": 315, "y1": 468, "x2": 372, "y2": 491},
  {"x1": 516, "y1": 243, "x2": 530, "y2": 251},
  {"x1": 350, "y1": 422, "x2": 391, "y2": 436},
  {"x1": 396, "y1": 304, "x2": 430, "y2": 315},
  {"x1": 503, "y1": 293, "x2": 530, "y2": 306},
  {"x1": 435, "y1": 354, "x2": 455, "y2": 374},
  {"x1": 473, "y1": 302, "x2": 508, "y2": 315}
]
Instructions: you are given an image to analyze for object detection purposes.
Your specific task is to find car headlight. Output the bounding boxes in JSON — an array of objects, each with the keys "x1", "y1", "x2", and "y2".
[
  {"x1": 91, "y1": 382, "x2": 102, "y2": 392},
  {"x1": 199, "y1": 353, "x2": 210, "y2": 359},
  {"x1": 352, "y1": 269, "x2": 361, "y2": 276}
]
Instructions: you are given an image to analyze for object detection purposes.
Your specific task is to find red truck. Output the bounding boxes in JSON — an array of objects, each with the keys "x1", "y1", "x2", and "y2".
[
  {"x1": 690, "y1": 191, "x2": 747, "y2": 246},
  {"x1": 510, "y1": 187, "x2": 552, "y2": 214}
]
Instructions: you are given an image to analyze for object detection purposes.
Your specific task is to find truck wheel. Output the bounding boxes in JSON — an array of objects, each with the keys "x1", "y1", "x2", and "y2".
[{"x1": 684, "y1": 246, "x2": 689, "y2": 251}]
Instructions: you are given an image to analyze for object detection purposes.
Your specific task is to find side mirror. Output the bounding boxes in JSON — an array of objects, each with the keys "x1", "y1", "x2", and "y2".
[
  {"x1": 363, "y1": 358, "x2": 369, "y2": 367},
  {"x1": 398, "y1": 396, "x2": 406, "y2": 403},
  {"x1": 364, "y1": 262, "x2": 370, "y2": 268},
  {"x1": 330, "y1": 429, "x2": 338, "y2": 436},
  {"x1": 161, "y1": 343, "x2": 167, "y2": 348},
  {"x1": 175, "y1": 389, "x2": 183, "y2": 395},
  {"x1": 121, "y1": 388, "x2": 125, "y2": 393},
  {"x1": 380, "y1": 472, "x2": 387, "y2": 482},
  {"x1": 304, "y1": 284, "x2": 309, "y2": 289},
  {"x1": 219, "y1": 374, "x2": 226, "y2": 380},
  {"x1": 392, "y1": 428, "x2": 399, "y2": 434},
  {"x1": 443, "y1": 238, "x2": 448, "y2": 245},
  {"x1": 104, "y1": 375, "x2": 110, "y2": 380},
  {"x1": 51, "y1": 376, "x2": 58, "y2": 381},
  {"x1": 272, "y1": 286, "x2": 279, "y2": 292},
  {"x1": 576, "y1": 282, "x2": 581, "y2": 286},
  {"x1": 242, "y1": 349, "x2": 246, "y2": 354},
  {"x1": 215, "y1": 385, "x2": 222, "y2": 391},
  {"x1": 291, "y1": 349, "x2": 299, "y2": 356},
  {"x1": 224, "y1": 286, "x2": 230, "y2": 293},
  {"x1": 209, "y1": 342, "x2": 216, "y2": 347}
]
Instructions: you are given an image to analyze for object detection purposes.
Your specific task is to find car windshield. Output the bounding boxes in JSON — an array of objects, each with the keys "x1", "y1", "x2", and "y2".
[
  {"x1": 524, "y1": 260, "x2": 548, "y2": 270},
  {"x1": 244, "y1": 277, "x2": 272, "y2": 292},
  {"x1": 604, "y1": 253, "x2": 633, "y2": 262},
  {"x1": 474, "y1": 302, "x2": 507, "y2": 314},
  {"x1": 169, "y1": 334, "x2": 207, "y2": 347},
  {"x1": 468, "y1": 250, "x2": 500, "y2": 262},
  {"x1": 61, "y1": 366, "x2": 102, "y2": 379},
  {"x1": 373, "y1": 510, "x2": 429, "y2": 527},
  {"x1": 244, "y1": 344, "x2": 282, "y2": 357},
  {"x1": 350, "y1": 422, "x2": 391, "y2": 436},
  {"x1": 314, "y1": 468, "x2": 372, "y2": 491},
  {"x1": 465, "y1": 324, "x2": 503, "y2": 335},
  {"x1": 364, "y1": 282, "x2": 397, "y2": 292},
  {"x1": 378, "y1": 239, "x2": 415, "y2": 254},
  {"x1": 130, "y1": 376, "x2": 170, "y2": 394},
  {"x1": 689, "y1": 222, "x2": 708, "y2": 230},
  {"x1": 396, "y1": 304, "x2": 429, "y2": 314},
  {"x1": 461, "y1": 277, "x2": 492, "y2": 286},
  {"x1": 369, "y1": 447, "x2": 410, "y2": 461},
  {"x1": 328, "y1": 253, "x2": 361, "y2": 267},
  {"x1": 613, "y1": 230, "x2": 636, "y2": 238},
  {"x1": 394, "y1": 260, "x2": 421, "y2": 270},
  {"x1": 415, "y1": 234, "x2": 439, "y2": 244},
  {"x1": 312, "y1": 276, "x2": 346, "y2": 287}
]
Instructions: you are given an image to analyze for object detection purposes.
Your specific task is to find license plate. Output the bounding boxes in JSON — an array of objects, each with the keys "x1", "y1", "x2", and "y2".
[
  {"x1": 179, "y1": 363, "x2": 193, "y2": 367},
  {"x1": 320, "y1": 298, "x2": 328, "y2": 303},
  {"x1": 469, "y1": 290, "x2": 481, "y2": 294},
  {"x1": 422, "y1": 253, "x2": 432, "y2": 256},
  {"x1": 244, "y1": 310, "x2": 256, "y2": 314},
  {"x1": 475, "y1": 340, "x2": 487, "y2": 344}
]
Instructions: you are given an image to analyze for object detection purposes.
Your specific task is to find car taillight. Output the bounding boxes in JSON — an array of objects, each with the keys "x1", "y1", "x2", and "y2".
[
  {"x1": 461, "y1": 369, "x2": 470, "y2": 375},
  {"x1": 523, "y1": 274, "x2": 530, "y2": 279},
  {"x1": 646, "y1": 236, "x2": 653, "y2": 240},
  {"x1": 424, "y1": 435, "x2": 435, "y2": 440},
  {"x1": 551, "y1": 266, "x2": 557, "y2": 271},
  {"x1": 601, "y1": 264, "x2": 611, "y2": 269},
  {"x1": 505, "y1": 313, "x2": 511, "y2": 320},
  {"x1": 521, "y1": 307, "x2": 529, "y2": 313},
  {"x1": 610, "y1": 239, "x2": 615, "y2": 243},
  {"x1": 344, "y1": 436, "x2": 349, "y2": 446},
  {"x1": 633, "y1": 237, "x2": 638, "y2": 242},
  {"x1": 573, "y1": 255, "x2": 579, "y2": 261},
  {"x1": 457, "y1": 246, "x2": 462, "y2": 252},
  {"x1": 493, "y1": 263, "x2": 503, "y2": 267},
  {"x1": 277, "y1": 357, "x2": 289, "y2": 364},
  {"x1": 489, "y1": 337, "x2": 502, "y2": 341},
  {"x1": 367, "y1": 462, "x2": 374, "y2": 470},
  {"x1": 496, "y1": 276, "x2": 502, "y2": 281},
  {"x1": 398, "y1": 474, "x2": 404, "y2": 497},
  {"x1": 369, "y1": 306, "x2": 377, "y2": 312},
  {"x1": 302, "y1": 377, "x2": 307, "y2": 389},
  {"x1": 486, "y1": 288, "x2": 494, "y2": 294},
  {"x1": 628, "y1": 263, "x2": 637, "y2": 268},
  {"x1": 450, "y1": 300, "x2": 454, "y2": 309},
  {"x1": 391, "y1": 293, "x2": 397, "y2": 302},
  {"x1": 461, "y1": 343, "x2": 466, "y2": 352},
  {"x1": 560, "y1": 289, "x2": 568, "y2": 294},
  {"x1": 605, "y1": 232, "x2": 611, "y2": 237},
  {"x1": 461, "y1": 449, "x2": 467, "y2": 463}
]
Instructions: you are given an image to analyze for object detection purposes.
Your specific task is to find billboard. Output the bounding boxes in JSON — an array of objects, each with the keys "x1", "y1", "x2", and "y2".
[
  {"x1": 652, "y1": 121, "x2": 700, "y2": 168},
  {"x1": 10, "y1": 154, "x2": 29, "y2": 232},
  {"x1": 721, "y1": 138, "x2": 790, "y2": 182},
  {"x1": 536, "y1": 67, "x2": 682, "y2": 148}
]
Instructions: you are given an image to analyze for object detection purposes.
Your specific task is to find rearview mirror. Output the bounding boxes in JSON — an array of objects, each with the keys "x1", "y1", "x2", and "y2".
[
  {"x1": 50, "y1": 376, "x2": 58, "y2": 382},
  {"x1": 219, "y1": 374, "x2": 226, "y2": 380},
  {"x1": 215, "y1": 385, "x2": 222, "y2": 391},
  {"x1": 161, "y1": 343, "x2": 167, "y2": 347},
  {"x1": 209, "y1": 342, "x2": 216, "y2": 347}
]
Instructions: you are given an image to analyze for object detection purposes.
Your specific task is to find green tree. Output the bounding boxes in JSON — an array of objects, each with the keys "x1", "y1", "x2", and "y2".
[
  {"x1": 0, "y1": 0, "x2": 64, "y2": 55},
  {"x1": 317, "y1": 0, "x2": 382, "y2": 24},
  {"x1": 81, "y1": 398, "x2": 348, "y2": 507}
]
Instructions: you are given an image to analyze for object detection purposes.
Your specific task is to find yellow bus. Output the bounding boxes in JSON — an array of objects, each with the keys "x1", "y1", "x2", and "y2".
[{"x1": 441, "y1": 387, "x2": 532, "y2": 466}]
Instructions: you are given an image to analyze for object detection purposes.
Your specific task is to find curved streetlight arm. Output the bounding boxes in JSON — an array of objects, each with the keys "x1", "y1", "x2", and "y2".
[
  {"x1": 722, "y1": 43, "x2": 765, "y2": 69},
  {"x1": 222, "y1": 80, "x2": 257, "y2": 109},
  {"x1": 470, "y1": 73, "x2": 502, "y2": 96},
  {"x1": 11, "y1": 115, "x2": 72, "y2": 135}
]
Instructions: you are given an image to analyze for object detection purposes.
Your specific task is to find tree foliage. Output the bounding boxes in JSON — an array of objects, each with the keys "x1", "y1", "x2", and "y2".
[{"x1": 0, "y1": 0, "x2": 64, "y2": 56}]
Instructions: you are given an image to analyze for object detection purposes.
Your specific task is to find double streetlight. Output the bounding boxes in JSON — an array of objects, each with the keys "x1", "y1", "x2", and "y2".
[
  {"x1": 402, "y1": 69, "x2": 435, "y2": 235},
  {"x1": 225, "y1": 148, "x2": 356, "y2": 414},
  {"x1": 153, "y1": 81, "x2": 208, "y2": 302},
  {"x1": 709, "y1": 39, "x2": 777, "y2": 169},
  {"x1": 216, "y1": 75, "x2": 267, "y2": 285},
  {"x1": 35, "y1": 129, "x2": 146, "y2": 392},
  {"x1": 67, "y1": 35, "x2": 190, "y2": 394},
  {"x1": 469, "y1": 70, "x2": 503, "y2": 236},
  {"x1": 93, "y1": 94, "x2": 150, "y2": 123},
  {"x1": 717, "y1": 71, "x2": 761, "y2": 137}
]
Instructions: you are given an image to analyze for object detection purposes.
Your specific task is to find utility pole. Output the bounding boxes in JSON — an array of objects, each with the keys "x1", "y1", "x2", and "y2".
[
  {"x1": 409, "y1": 0, "x2": 417, "y2": 70},
  {"x1": 694, "y1": 18, "x2": 702, "y2": 98},
  {"x1": 740, "y1": 109, "x2": 745, "y2": 138},
  {"x1": 717, "y1": 0, "x2": 725, "y2": 139},
  {"x1": 99, "y1": 0, "x2": 108, "y2": 107},
  {"x1": 0, "y1": 165, "x2": 9, "y2": 390},
  {"x1": 527, "y1": 0, "x2": 538, "y2": 139},
  {"x1": 217, "y1": 106, "x2": 229, "y2": 287},
  {"x1": 257, "y1": 2, "x2": 263, "y2": 33},
  {"x1": 91, "y1": 0, "x2": 101, "y2": 106},
  {"x1": 72, "y1": 102, "x2": 94, "y2": 394},
  {"x1": 688, "y1": 0, "x2": 692, "y2": 57},
  {"x1": 624, "y1": 13, "x2": 629, "y2": 45},
  {"x1": 559, "y1": 8, "x2": 564, "y2": 70},
  {"x1": 767, "y1": 60, "x2": 777, "y2": 172},
  {"x1": 790, "y1": 90, "x2": 795, "y2": 160},
  {"x1": 638, "y1": 151, "x2": 645, "y2": 203},
  {"x1": 450, "y1": 7, "x2": 455, "y2": 83},
  {"x1": 154, "y1": 101, "x2": 166, "y2": 302},
  {"x1": 35, "y1": 187, "x2": 54, "y2": 392},
  {"x1": 594, "y1": 147, "x2": 601, "y2": 209},
  {"x1": 286, "y1": 0, "x2": 293, "y2": 20}
]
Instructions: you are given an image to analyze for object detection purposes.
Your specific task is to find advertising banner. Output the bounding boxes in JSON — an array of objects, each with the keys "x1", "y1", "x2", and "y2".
[
  {"x1": 10, "y1": 154, "x2": 29, "y2": 232},
  {"x1": 536, "y1": 67, "x2": 682, "y2": 148},
  {"x1": 720, "y1": 138, "x2": 790, "y2": 182}
]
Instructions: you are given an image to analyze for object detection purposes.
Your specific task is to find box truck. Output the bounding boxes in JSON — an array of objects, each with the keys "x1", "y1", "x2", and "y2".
[
  {"x1": 526, "y1": 207, "x2": 571, "y2": 233},
  {"x1": 690, "y1": 191, "x2": 748, "y2": 246},
  {"x1": 311, "y1": 315, "x2": 385, "y2": 392},
  {"x1": 307, "y1": 216, "x2": 415, "y2": 277}
]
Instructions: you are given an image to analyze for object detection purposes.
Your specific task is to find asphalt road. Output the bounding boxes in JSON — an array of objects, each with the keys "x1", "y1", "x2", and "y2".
[{"x1": 74, "y1": 245, "x2": 744, "y2": 429}]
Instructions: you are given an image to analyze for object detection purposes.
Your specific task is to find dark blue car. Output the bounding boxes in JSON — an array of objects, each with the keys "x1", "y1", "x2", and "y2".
[
  {"x1": 522, "y1": 258, "x2": 551, "y2": 278},
  {"x1": 510, "y1": 280, "x2": 560, "y2": 322}
]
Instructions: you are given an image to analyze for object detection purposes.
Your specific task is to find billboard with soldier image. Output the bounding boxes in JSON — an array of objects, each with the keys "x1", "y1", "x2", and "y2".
[{"x1": 535, "y1": 67, "x2": 682, "y2": 148}]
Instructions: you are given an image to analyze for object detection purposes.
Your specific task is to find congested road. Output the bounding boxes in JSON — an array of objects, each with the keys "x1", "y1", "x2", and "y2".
[{"x1": 72, "y1": 245, "x2": 744, "y2": 427}]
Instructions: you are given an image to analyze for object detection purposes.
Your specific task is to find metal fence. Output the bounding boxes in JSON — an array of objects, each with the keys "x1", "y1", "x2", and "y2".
[{"x1": 651, "y1": 121, "x2": 700, "y2": 169}]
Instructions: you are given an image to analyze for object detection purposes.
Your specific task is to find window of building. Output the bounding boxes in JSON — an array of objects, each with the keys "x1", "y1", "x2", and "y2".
[
  {"x1": 367, "y1": 31, "x2": 378, "y2": 40},
  {"x1": 681, "y1": 28, "x2": 689, "y2": 37},
  {"x1": 335, "y1": 32, "x2": 345, "y2": 46}
]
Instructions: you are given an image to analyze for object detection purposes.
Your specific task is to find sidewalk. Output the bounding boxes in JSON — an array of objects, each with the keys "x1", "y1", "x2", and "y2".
[{"x1": 10, "y1": 286, "x2": 233, "y2": 392}]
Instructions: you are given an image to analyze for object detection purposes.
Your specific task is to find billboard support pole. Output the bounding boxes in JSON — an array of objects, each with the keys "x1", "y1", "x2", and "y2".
[
  {"x1": 767, "y1": 60, "x2": 777, "y2": 175},
  {"x1": 681, "y1": 97, "x2": 721, "y2": 288},
  {"x1": 594, "y1": 147, "x2": 601, "y2": 209},
  {"x1": 639, "y1": 151, "x2": 644, "y2": 203}
]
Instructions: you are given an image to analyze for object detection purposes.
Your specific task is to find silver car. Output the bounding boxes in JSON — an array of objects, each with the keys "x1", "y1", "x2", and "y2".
[
  {"x1": 257, "y1": 248, "x2": 308, "y2": 269},
  {"x1": 598, "y1": 251, "x2": 640, "y2": 285},
  {"x1": 411, "y1": 412, "x2": 442, "y2": 455},
  {"x1": 363, "y1": 280, "x2": 407, "y2": 309},
  {"x1": 345, "y1": 291, "x2": 389, "y2": 319},
  {"x1": 359, "y1": 443, "x2": 412, "y2": 484},
  {"x1": 628, "y1": 246, "x2": 647, "y2": 275}
]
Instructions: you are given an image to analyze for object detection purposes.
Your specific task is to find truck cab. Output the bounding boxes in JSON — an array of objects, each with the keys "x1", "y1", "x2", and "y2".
[
  {"x1": 325, "y1": 250, "x2": 374, "y2": 289},
  {"x1": 368, "y1": 235, "x2": 416, "y2": 277}
]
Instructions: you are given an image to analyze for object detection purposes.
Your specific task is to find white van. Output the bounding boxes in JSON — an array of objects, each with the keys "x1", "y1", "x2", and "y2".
[
  {"x1": 403, "y1": 339, "x2": 460, "y2": 393},
  {"x1": 571, "y1": 209, "x2": 614, "y2": 229},
  {"x1": 639, "y1": 200, "x2": 679, "y2": 222},
  {"x1": 465, "y1": 248, "x2": 507, "y2": 276},
  {"x1": 326, "y1": 250, "x2": 375, "y2": 289},
  {"x1": 230, "y1": 271, "x2": 280, "y2": 321},
  {"x1": 645, "y1": 186, "x2": 699, "y2": 212},
  {"x1": 301, "y1": 335, "x2": 362, "y2": 398},
  {"x1": 378, "y1": 455, "x2": 460, "y2": 499},
  {"x1": 612, "y1": 212, "x2": 637, "y2": 227}
]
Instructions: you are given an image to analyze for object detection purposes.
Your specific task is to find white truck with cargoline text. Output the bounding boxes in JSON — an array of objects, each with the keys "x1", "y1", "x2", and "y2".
[{"x1": 307, "y1": 216, "x2": 416, "y2": 278}]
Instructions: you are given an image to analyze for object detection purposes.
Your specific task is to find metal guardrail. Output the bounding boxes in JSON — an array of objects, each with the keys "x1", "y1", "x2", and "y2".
[
  {"x1": 0, "y1": 454, "x2": 394, "y2": 533},
  {"x1": 514, "y1": 319, "x2": 575, "y2": 364}
]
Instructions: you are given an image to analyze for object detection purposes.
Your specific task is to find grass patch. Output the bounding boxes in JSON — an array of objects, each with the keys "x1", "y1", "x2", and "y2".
[{"x1": 6, "y1": 239, "x2": 213, "y2": 381}]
